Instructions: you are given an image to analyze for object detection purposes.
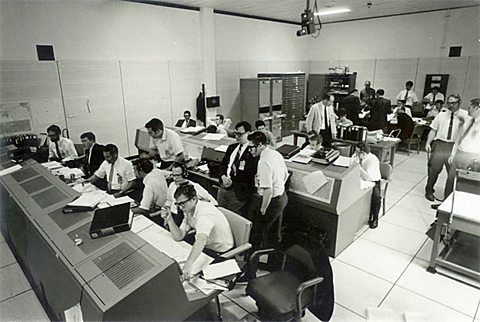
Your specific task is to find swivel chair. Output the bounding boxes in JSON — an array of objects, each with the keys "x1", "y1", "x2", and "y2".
[{"x1": 379, "y1": 162, "x2": 393, "y2": 219}]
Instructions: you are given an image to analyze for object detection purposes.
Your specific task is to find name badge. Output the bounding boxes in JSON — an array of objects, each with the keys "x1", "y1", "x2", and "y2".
[{"x1": 239, "y1": 160, "x2": 246, "y2": 171}]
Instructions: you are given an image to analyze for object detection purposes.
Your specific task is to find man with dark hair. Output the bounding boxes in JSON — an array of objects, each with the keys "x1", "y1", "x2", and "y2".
[
  {"x1": 217, "y1": 121, "x2": 258, "y2": 216},
  {"x1": 161, "y1": 183, "x2": 234, "y2": 280},
  {"x1": 47, "y1": 124, "x2": 77, "y2": 161},
  {"x1": 80, "y1": 132, "x2": 104, "y2": 177},
  {"x1": 255, "y1": 120, "x2": 276, "y2": 148},
  {"x1": 336, "y1": 108, "x2": 353, "y2": 127},
  {"x1": 175, "y1": 110, "x2": 196, "y2": 128},
  {"x1": 360, "y1": 81, "x2": 376, "y2": 104},
  {"x1": 368, "y1": 89, "x2": 392, "y2": 131},
  {"x1": 424, "y1": 86, "x2": 445, "y2": 107},
  {"x1": 350, "y1": 142, "x2": 381, "y2": 229},
  {"x1": 132, "y1": 158, "x2": 168, "y2": 216},
  {"x1": 396, "y1": 80, "x2": 418, "y2": 108},
  {"x1": 215, "y1": 114, "x2": 227, "y2": 134},
  {"x1": 144, "y1": 118, "x2": 184, "y2": 169},
  {"x1": 306, "y1": 94, "x2": 336, "y2": 147},
  {"x1": 339, "y1": 89, "x2": 361, "y2": 125},
  {"x1": 392, "y1": 105, "x2": 415, "y2": 142},
  {"x1": 86, "y1": 144, "x2": 136, "y2": 197}
]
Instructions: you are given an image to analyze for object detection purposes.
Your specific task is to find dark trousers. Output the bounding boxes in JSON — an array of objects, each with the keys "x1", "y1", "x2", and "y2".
[
  {"x1": 426, "y1": 140, "x2": 453, "y2": 196},
  {"x1": 320, "y1": 127, "x2": 333, "y2": 147},
  {"x1": 370, "y1": 181, "x2": 381, "y2": 222},
  {"x1": 445, "y1": 151, "x2": 478, "y2": 198},
  {"x1": 159, "y1": 160, "x2": 174, "y2": 170}
]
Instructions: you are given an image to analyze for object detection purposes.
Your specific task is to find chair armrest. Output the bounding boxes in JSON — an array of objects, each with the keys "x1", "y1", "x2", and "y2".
[
  {"x1": 296, "y1": 277, "x2": 324, "y2": 315},
  {"x1": 249, "y1": 248, "x2": 276, "y2": 265},
  {"x1": 220, "y1": 243, "x2": 252, "y2": 259}
]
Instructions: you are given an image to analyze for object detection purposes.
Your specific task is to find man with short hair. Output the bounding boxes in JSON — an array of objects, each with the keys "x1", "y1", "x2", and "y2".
[
  {"x1": 144, "y1": 118, "x2": 184, "y2": 169},
  {"x1": 217, "y1": 121, "x2": 258, "y2": 216},
  {"x1": 339, "y1": 89, "x2": 361, "y2": 125},
  {"x1": 255, "y1": 120, "x2": 276, "y2": 148},
  {"x1": 175, "y1": 110, "x2": 196, "y2": 128},
  {"x1": 132, "y1": 158, "x2": 168, "y2": 216},
  {"x1": 360, "y1": 81, "x2": 376, "y2": 104},
  {"x1": 86, "y1": 144, "x2": 136, "y2": 197},
  {"x1": 425, "y1": 94, "x2": 468, "y2": 201},
  {"x1": 161, "y1": 183, "x2": 234, "y2": 280},
  {"x1": 306, "y1": 94, "x2": 336, "y2": 147},
  {"x1": 424, "y1": 86, "x2": 445, "y2": 108},
  {"x1": 80, "y1": 132, "x2": 104, "y2": 177},
  {"x1": 396, "y1": 81, "x2": 418, "y2": 108},
  {"x1": 368, "y1": 89, "x2": 392, "y2": 132},
  {"x1": 395, "y1": 106, "x2": 415, "y2": 142},
  {"x1": 47, "y1": 125, "x2": 77, "y2": 162}
]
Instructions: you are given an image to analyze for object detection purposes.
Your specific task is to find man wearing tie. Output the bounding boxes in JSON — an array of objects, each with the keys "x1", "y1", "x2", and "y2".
[
  {"x1": 396, "y1": 80, "x2": 418, "y2": 108},
  {"x1": 80, "y1": 132, "x2": 104, "y2": 177},
  {"x1": 306, "y1": 94, "x2": 336, "y2": 147},
  {"x1": 445, "y1": 98, "x2": 480, "y2": 197},
  {"x1": 85, "y1": 144, "x2": 136, "y2": 197},
  {"x1": 425, "y1": 94, "x2": 468, "y2": 201},
  {"x1": 175, "y1": 110, "x2": 196, "y2": 128},
  {"x1": 47, "y1": 125, "x2": 77, "y2": 162},
  {"x1": 217, "y1": 121, "x2": 258, "y2": 216}
]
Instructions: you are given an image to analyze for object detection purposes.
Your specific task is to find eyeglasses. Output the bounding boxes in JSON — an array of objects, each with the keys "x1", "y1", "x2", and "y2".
[
  {"x1": 175, "y1": 197, "x2": 192, "y2": 208},
  {"x1": 234, "y1": 131, "x2": 246, "y2": 137}
]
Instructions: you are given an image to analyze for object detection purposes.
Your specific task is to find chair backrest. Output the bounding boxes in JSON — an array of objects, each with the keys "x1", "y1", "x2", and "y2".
[
  {"x1": 224, "y1": 118, "x2": 232, "y2": 130},
  {"x1": 380, "y1": 162, "x2": 392, "y2": 180},
  {"x1": 74, "y1": 143, "x2": 84, "y2": 156},
  {"x1": 388, "y1": 129, "x2": 401, "y2": 138},
  {"x1": 218, "y1": 207, "x2": 252, "y2": 248},
  {"x1": 410, "y1": 124, "x2": 425, "y2": 139}
]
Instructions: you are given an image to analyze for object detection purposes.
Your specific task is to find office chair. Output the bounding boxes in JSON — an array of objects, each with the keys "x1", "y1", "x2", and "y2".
[
  {"x1": 245, "y1": 244, "x2": 334, "y2": 321},
  {"x1": 74, "y1": 143, "x2": 84, "y2": 156},
  {"x1": 401, "y1": 124, "x2": 425, "y2": 155},
  {"x1": 379, "y1": 162, "x2": 393, "y2": 219},
  {"x1": 386, "y1": 128, "x2": 401, "y2": 139},
  {"x1": 218, "y1": 207, "x2": 252, "y2": 259}
]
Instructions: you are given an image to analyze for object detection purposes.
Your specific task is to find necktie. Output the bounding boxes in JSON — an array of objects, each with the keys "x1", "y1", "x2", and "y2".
[
  {"x1": 324, "y1": 106, "x2": 329, "y2": 129},
  {"x1": 107, "y1": 163, "x2": 114, "y2": 192},
  {"x1": 55, "y1": 141, "x2": 62, "y2": 159},
  {"x1": 433, "y1": 93, "x2": 436, "y2": 103},
  {"x1": 447, "y1": 111, "x2": 454, "y2": 140},
  {"x1": 404, "y1": 90, "x2": 409, "y2": 103},
  {"x1": 232, "y1": 147, "x2": 242, "y2": 178},
  {"x1": 457, "y1": 119, "x2": 475, "y2": 147}
]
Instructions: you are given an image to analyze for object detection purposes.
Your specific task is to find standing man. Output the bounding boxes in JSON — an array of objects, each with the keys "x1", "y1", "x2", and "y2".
[
  {"x1": 368, "y1": 89, "x2": 392, "y2": 132},
  {"x1": 351, "y1": 143, "x2": 381, "y2": 229},
  {"x1": 255, "y1": 120, "x2": 276, "y2": 148},
  {"x1": 144, "y1": 118, "x2": 184, "y2": 169},
  {"x1": 306, "y1": 94, "x2": 336, "y2": 147},
  {"x1": 247, "y1": 131, "x2": 289, "y2": 249},
  {"x1": 161, "y1": 183, "x2": 234, "y2": 280},
  {"x1": 175, "y1": 110, "x2": 196, "y2": 128},
  {"x1": 360, "y1": 81, "x2": 376, "y2": 104},
  {"x1": 80, "y1": 132, "x2": 104, "y2": 177},
  {"x1": 445, "y1": 98, "x2": 480, "y2": 198},
  {"x1": 86, "y1": 144, "x2": 136, "y2": 197},
  {"x1": 424, "y1": 86, "x2": 445, "y2": 107},
  {"x1": 47, "y1": 125, "x2": 77, "y2": 162},
  {"x1": 132, "y1": 158, "x2": 168, "y2": 216},
  {"x1": 339, "y1": 89, "x2": 361, "y2": 125},
  {"x1": 396, "y1": 81, "x2": 418, "y2": 109},
  {"x1": 425, "y1": 94, "x2": 468, "y2": 201},
  {"x1": 217, "y1": 121, "x2": 258, "y2": 216}
]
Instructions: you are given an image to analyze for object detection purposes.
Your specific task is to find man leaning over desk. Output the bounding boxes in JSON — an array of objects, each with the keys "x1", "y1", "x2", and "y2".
[{"x1": 161, "y1": 183, "x2": 234, "y2": 280}]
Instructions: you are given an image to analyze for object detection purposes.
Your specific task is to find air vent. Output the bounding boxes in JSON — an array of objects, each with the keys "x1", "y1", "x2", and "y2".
[
  {"x1": 94, "y1": 242, "x2": 135, "y2": 272},
  {"x1": 11, "y1": 167, "x2": 38, "y2": 182},
  {"x1": 103, "y1": 252, "x2": 153, "y2": 290}
]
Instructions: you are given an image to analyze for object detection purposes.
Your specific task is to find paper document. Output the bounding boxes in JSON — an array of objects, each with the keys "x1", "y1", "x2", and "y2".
[
  {"x1": 0, "y1": 164, "x2": 22, "y2": 177},
  {"x1": 67, "y1": 190, "x2": 106, "y2": 208},
  {"x1": 382, "y1": 137, "x2": 400, "y2": 142},
  {"x1": 291, "y1": 154, "x2": 312, "y2": 164},
  {"x1": 298, "y1": 148, "x2": 317, "y2": 157},
  {"x1": 360, "y1": 180, "x2": 375, "y2": 190},
  {"x1": 64, "y1": 303, "x2": 84, "y2": 322},
  {"x1": 214, "y1": 145, "x2": 229, "y2": 153},
  {"x1": 197, "y1": 164, "x2": 210, "y2": 172},
  {"x1": 202, "y1": 259, "x2": 241, "y2": 280},
  {"x1": 71, "y1": 182, "x2": 97, "y2": 194},
  {"x1": 53, "y1": 167, "x2": 84, "y2": 179},
  {"x1": 333, "y1": 156, "x2": 351, "y2": 168},
  {"x1": 41, "y1": 161, "x2": 63, "y2": 170},
  {"x1": 302, "y1": 171, "x2": 328, "y2": 194},
  {"x1": 131, "y1": 215, "x2": 155, "y2": 233},
  {"x1": 180, "y1": 126, "x2": 205, "y2": 134},
  {"x1": 202, "y1": 133, "x2": 225, "y2": 141}
]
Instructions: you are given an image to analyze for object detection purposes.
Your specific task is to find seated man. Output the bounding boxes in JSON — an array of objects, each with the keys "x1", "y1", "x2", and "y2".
[
  {"x1": 85, "y1": 144, "x2": 136, "y2": 197},
  {"x1": 301, "y1": 131, "x2": 324, "y2": 151},
  {"x1": 161, "y1": 183, "x2": 234, "y2": 280},
  {"x1": 175, "y1": 110, "x2": 196, "y2": 128},
  {"x1": 47, "y1": 124, "x2": 78, "y2": 162},
  {"x1": 395, "y1": 106, "x2": 415, "y2": 142},
  {"x1": 336, "y1": 108, "x2": 354, "y2": 127},
  {"x1": 80, "y1": 132, "x2": 104, "y2": 177},
  {"x1": 425, "y1": 100, "x2": 443, "y2": 121},
  {"x1": 132, "y1": 158, "x2": 168, "y2": 217},
  {"x1": 215, "y1": 114, "x2": 227, "y2": 134},
  {"x1": 255, "y1": 120, "x2": 276, "y2": 148}
]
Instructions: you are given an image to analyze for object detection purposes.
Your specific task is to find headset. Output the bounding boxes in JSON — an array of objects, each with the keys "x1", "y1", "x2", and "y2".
[{"x1": 172, "y1": 161, "x2": 189, "y2": 178}]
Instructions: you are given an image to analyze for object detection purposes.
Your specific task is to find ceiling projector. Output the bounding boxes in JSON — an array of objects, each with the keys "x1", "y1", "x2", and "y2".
[{"x1": 296, "y1": 9, "x2": 316, "y2": 36}]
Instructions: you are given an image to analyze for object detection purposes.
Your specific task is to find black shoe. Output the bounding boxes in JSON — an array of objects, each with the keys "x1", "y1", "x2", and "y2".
[
  {"x1": 431, "y1": 204, "x2": 440, "y2": 210},
  {"x1": 425, "y1": 193, "x2": 435, "y2": 202},
  {"x1": 369, "y1": 220, "x2": 378, "y2": 229}
]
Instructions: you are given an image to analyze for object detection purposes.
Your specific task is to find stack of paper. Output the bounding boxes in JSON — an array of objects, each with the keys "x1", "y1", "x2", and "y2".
[
  {"x1": 202, "y1": 133, "x2": 225, "y2": 141},
  {"x1": 53, "y1": 167, "x2": 84, "y2": 179},
  {"x1": 291, "y1": 154, "x2": 312, "y2": 164},
  {"x1": 0, "y1": 164, "x2": 22, "y2": 177},
  {"x1": 97, "y1": 195, "x2": 134, "y2": 208},
  {"x1": 41, "y1": 161, "x2": 63, "y2": 170},
  {"x1": 180, "y1": 126, "x2": 206, "y2": 134},
  {"x1": 333, "y1": 156, "x2": 351, "y2": 168},
  {"x1": 214, "y1": 145, "x2": 229, "y2": 152},
  {"x1": 67, "y1": 190, "x2": 107, "y2": 209},
  {"x1": 202, "y1": 259, "x2": 240, "y2": 280}
]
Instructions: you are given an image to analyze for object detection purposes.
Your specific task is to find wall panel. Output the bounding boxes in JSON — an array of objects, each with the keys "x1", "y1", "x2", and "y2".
[
  {"x1": 373, "y1": 58, "x2": 419, "y2": 100},
  {"x1": 439, "y1": 57, "x2": 469, "y2": 98},
  {"x1": 216, "y1": 61, "x2": 241, "y2": 125},
  {"x1": 462, "y1": 56, "x2": 480, "y2": 105}
]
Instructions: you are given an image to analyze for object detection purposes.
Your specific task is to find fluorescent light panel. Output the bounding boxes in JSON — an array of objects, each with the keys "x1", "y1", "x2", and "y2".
[{"x1": 314, "y1": 8, "x2": 351, "y2": 16}]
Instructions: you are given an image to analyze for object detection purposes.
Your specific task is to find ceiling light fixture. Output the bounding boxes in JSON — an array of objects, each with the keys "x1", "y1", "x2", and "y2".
[{"x1": 314, "y1": 8, "x2": 351, "y2": 16}]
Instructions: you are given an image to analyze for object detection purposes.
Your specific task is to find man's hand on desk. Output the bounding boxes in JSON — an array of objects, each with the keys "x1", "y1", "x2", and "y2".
[
  {"x1": 160, "y1": 207, "x2": 173, "y2": 222},
  {"x1": 113, "y1": 191, "x2": 123, "y2": 198},
  {"x1": 221, "y1": 175, "x2": 233, "y2": 188},
  {"x1": 182, "y1": 261, "x2": 194, "y2": 281}
]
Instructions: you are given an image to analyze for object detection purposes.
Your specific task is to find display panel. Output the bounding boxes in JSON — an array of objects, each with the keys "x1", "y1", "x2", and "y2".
[
  {"x1": 32, "y1": 186, "x2": 68, "y2": 209},
  {"x1": 11, "y1": 167, "x2": 39, "y2": 182},
  {"x1": 21, "y1": 176, "x2": 51, "y2": 194}
]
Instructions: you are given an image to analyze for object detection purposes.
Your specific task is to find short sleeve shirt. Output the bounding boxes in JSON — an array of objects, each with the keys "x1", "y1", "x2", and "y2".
[
  {"x1": 49, "y1": 137, "x2": 78, "y2": 160},
  {"x1": 139, "y1": 169, "x2": 168, "y2": 210},
  {"x1": 256, "y1": 148, "x2": 289, "y2": 197},
  {"x1": 94, "y1": 157, "x2": 136, "y2": 190},
  {"x1": 430, "y1": 109, "x2": 468, "y2": 143},
  {"x1": 149, "y1": 128, "x2": 184, "y2": 162}
]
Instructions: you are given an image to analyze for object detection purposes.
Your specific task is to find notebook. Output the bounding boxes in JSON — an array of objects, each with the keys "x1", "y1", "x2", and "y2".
[
  {"x1": 276, "y1": 144, "x2": 301, "y2": 159},
  {"x1": 89, "y1": 202, "x2": 131, "y2": 239}
]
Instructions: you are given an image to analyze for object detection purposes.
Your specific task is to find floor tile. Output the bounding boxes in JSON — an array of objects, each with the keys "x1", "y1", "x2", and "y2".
[
  {"x1": 331, "y1": 260, "x2": 393, "y2": 318},
  {"x1": 380, "y1": 286, "x2": 472, "y2": 322},
  {"x1": 337, "y1": 238, "x2": 413, "y2": 283},
  {"x1": 0, "y1": 290, "x2": 49, "y2": 322},
  {"x1": 395, "y1": 161, "x2": 429, "y2": 174},
  {"x1": 381, "y1": 204, "x2": 434, "y2": 233},
  {"x1": 361, "y1": 221, "x2": 427, "y2": 256},
  {"x1": 222, "y1": 285, "x2": 258, "y2": 314},
  {"x1": 383, "y1": 188, "x2": 408, "y2": 207},
  {"x1": 390, "y1": 169, "x2": 425, "y2": 183},
  {"x1": 329, "y1": 304, "x2": 365, "y2": 322},
  {"x1": 0, "y1": 233, "x2": 5, "y2": 243},
  {"x1": 397, "y1": 259, "x2": 480, "y2": 317},
  {"x1": 388, "y1": 179, "x2": 418, "y2": 194},
  {"x1": 415, "y1": 239, "x2": 442, "y2": 262},
  {"x1": 0, "y1": 263, "x2": 32, "y2": 302},
  {"x1": 395, "y1": 194, "x2": 437, "y2": 215},
  {"x1": 410, "y1": 177, "x2": 446, "y2": 199},
  {"x1": 0, "y1": 242, "x2": 16, "y2": 269}
]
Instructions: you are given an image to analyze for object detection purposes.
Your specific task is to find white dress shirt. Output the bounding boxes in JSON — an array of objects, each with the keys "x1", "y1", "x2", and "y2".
[
  {"x1": 396, "y1": 89, "x2": 418, "y2": 107},
  {"x1": 149, "y1": 128, "x2": 184, "y2": 162},
  {"x1": 454, "y1": 116, "x2": 480, "y2": 155},
  {"x1": 430, "y1": 109, "x2": 469, "y2": 143},
  {"x1": 139, "y1": 169, "x2": 168, "y2": 210},
  {"x1": 424, "y1": 92, "x2": 445, "y2": 104},
  {"x1": 227, "y1": 143, "x2": 248, "y2": 178},
  {"x1": 94, "y1": 157, "x2": 136, "y2": 190},
  {"x1": 351, "y1": 152, "x2": 381, "y2": 182},
  {"x1": 48, "y1": 137, "x2": 78, "y2": 160},
  {"x1": 256, "y1": 148, "x2": 289, "y2": 198}
]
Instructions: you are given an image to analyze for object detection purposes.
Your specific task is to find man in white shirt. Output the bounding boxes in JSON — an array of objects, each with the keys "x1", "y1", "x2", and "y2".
[
  {"x1": 144, "y1": 118, "x2": 184, "y2": 169},
  {"x1": 132, "y1": 158, "x2": 168, "y2": 217},
  {"x1": 351, "y1": 143, "x2": 381, "y2": 229},
  {"x1": 255, "y1": 120, "x2": 276, "y2": 148},
  {"x1": 396, "y1": 80, "x2": 418, "y2": 108},
  {"x1": 306, "y1": 94, "x2": 337, "y2": 147},
  {"x1": 215, "y1": 114, "x2": 227, "y2": 134},
  {"x1": 161, "y1": 183, "x2": 234, "y2": 280},
  {"x1": 425, "y1": 94, "x2": 468, "y2": 201},
  {"x1": 47, "y1": 125, "x2": 78, "y2": 162},
  {"x1": 424, "y1": 86, "x2": 445, "y2": 110},
  {"x1": 247, "y1": 131, "x2": 289, "y2": 249},
  {"x1": 86, "y1": 144, "x2": 136, "y2": 197}
]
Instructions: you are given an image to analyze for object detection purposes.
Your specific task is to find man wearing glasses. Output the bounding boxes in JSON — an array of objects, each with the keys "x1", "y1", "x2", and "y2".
[
  {"x1": 425, "y1": 94, "x2": 468, "y2": 202},
  {"x1": 47, "y1": 124, "x2": 78, "y2": 162},
  {"x1": 217, "y1": 121, "x2": 258, "y2": 216},
  {"x1": 161, "y1": 183, "x2": 234, "y2": 280}
]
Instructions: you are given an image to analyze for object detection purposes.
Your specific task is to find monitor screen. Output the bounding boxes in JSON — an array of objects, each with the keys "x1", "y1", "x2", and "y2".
[{"x1": 135, "y1": 129, "x2": 151, "y2": 153}]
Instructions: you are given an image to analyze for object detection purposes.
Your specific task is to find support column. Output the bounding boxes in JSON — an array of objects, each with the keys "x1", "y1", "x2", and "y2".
[{"x1": 200, "y1": 7, "x2": 217, "y2": 124}]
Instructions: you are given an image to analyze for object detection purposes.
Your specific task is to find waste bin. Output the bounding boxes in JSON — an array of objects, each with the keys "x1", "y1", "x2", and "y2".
[{"x1": 331, "y1": 142, "x2": 351, "y2": 157}]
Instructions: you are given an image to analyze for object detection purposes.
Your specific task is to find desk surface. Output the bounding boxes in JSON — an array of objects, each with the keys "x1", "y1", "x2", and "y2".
[{"x1": 438, "y1": 191, "x2": 480, "y2": 223}]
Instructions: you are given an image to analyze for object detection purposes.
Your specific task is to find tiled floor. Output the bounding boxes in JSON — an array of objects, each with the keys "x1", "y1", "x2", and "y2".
[{"x1": 1, "y1": 139, "x2": 479, "y2": 322}]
